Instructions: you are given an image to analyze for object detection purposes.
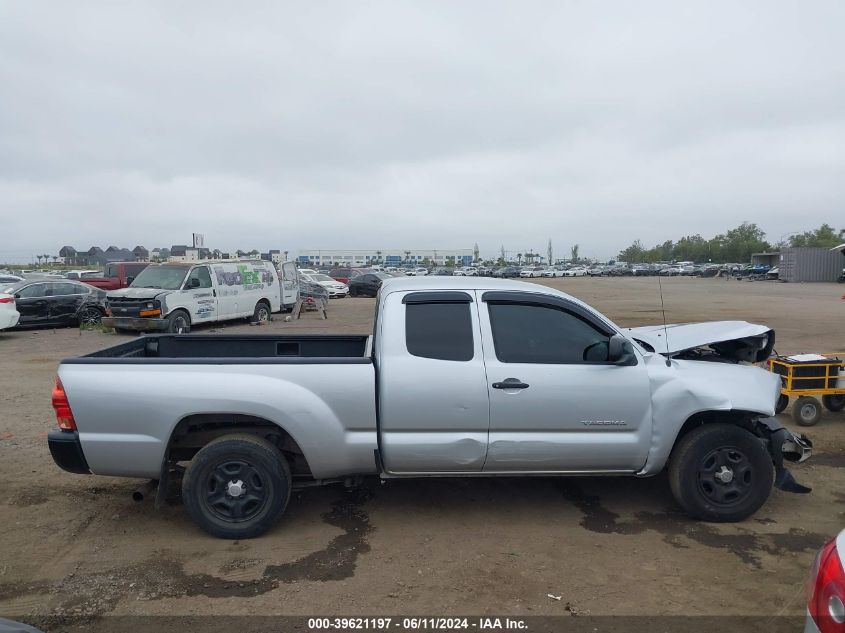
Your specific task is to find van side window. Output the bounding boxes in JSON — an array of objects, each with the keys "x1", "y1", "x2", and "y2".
[
  {"x1": 487, "y1": 303, "x2": 609, "y2": 364},
  {"x1": 405, "y1": 302, "x2": 474, "y2": 362}
]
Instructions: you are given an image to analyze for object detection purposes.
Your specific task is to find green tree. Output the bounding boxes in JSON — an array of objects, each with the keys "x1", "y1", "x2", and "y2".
[
  {"x1": 570, "y1": 244, "x2": 580, "y2": 263},
  {"x1": 790, "y1": 224, "x2": 841, "y2": 248},
  {"x1": 713, "y1": 222, "x2": 770, "y2": 263},
  {"x1": 618, "y1": 240, "x2": 646, "y2": 263}
]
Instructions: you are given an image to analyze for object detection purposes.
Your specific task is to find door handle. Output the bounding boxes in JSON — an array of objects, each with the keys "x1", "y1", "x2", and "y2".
[
  {"x1": 213, "y1": 289, "x2": 217, "y2": 297},
  {"x1": 492, "y1": 379, "x2": 530, "y2": 390}
]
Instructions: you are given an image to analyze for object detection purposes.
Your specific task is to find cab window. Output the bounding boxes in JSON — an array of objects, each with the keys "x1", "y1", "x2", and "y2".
[{"x1": 185, "y1": 266, "x2": 212, "y2": 289}]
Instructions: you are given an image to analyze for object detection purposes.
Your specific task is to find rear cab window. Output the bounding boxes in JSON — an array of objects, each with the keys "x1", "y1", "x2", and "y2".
[{"x1": 403, "y1": 292, "x2": 474, "y2": 361}]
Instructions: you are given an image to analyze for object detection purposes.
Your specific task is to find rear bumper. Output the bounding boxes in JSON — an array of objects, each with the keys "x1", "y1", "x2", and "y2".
[
  {"x1": 0, "y1": 310, "x2": 19, "y2": 330},
  {"x1": 102, "y1": 316, "x2": 169, "y2": 331},
  {"x1": 48, "y1": 430, "x2": 90, "y2": 474}
]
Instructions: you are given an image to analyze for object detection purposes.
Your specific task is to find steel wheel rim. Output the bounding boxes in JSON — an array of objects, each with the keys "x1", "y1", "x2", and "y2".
[
  {"x1": 204, "y1": 459, "x2": 269, "y2": 523},
  {"x1": 174, "y1": 316, "x2": 187, "y2": 333},
  {"x1": 257, "y1": 306, "x2": 269, "y2": 321},
  {"x1": 697, "y1": 446, "x2": 754, "y2": 507},
  {"x1": 801, "y1": 403, "x2": 817, "y2": 420}
]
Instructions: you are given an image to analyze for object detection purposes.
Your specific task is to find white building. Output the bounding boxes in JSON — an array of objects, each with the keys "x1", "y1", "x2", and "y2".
[
  {"x1": 168, "y1": 246, "x2": 200, "y2": 262},
  {"x1": 297, "y1": 249, "x2": 474, "y2": 267}
]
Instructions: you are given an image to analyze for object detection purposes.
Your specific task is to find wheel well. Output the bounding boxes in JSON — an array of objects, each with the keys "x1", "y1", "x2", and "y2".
[
  {"x1": 672, "y1": 410, "x2": 758, "y2": 448},
  {"x1": 166, "y1": 413, "x2": 312, "y2": 478}
]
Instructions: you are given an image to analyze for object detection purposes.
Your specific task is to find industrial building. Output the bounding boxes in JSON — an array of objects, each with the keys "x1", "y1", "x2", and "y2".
[
  {"x1": 296, "y1": 249, "x2": 474, "y2": 267},
  {"x1": 752, "y1": 247, "x2": 844, "y2": 282}
]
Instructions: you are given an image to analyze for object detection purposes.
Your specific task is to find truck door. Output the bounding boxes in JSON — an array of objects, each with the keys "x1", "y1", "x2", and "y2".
[
  {"x1": 182, "y1": 265, "x2": 218, "y2": 323},
  {"x1": 479, "y1": 291, "x2": 653, "y2": 472},
  {"x1": 280, "y1": 262, "x2": 299, "y2": 308},
  {"x1": 377, "y1": 290, "x2": 490, "y2": 472}
]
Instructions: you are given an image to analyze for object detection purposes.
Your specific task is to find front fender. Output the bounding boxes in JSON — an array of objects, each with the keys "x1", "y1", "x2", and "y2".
[{"x1": 639, "y1": 356, "x2": 782, "y2": 474}]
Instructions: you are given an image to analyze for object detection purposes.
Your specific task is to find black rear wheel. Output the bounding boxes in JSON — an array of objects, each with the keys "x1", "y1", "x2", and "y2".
[
  {"x1": 182, "y1": 434, "x2": 291, "y2": 539},
  {"x1": 253, "y1": 300, "x2": 271, "y2": 323},
  {"x1": 79, "y1": 306, "x2": 103, "y2": 325},
  {"x1": 669, "y1": 423, "x2": 773, "y2": 522}
]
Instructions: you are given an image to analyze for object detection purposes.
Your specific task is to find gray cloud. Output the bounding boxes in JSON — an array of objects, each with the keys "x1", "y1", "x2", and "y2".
[{"x1": 1, "y1": 0, "x2": 843, "y2": 262}]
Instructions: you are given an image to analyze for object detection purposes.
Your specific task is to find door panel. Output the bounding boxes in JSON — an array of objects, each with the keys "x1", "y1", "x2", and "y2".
[
  {"x1": 281, "y1": 262, "x2": 298, "y2": 306},
  {"x1": 14, "y1": 283, "x2": 51, "y2": 326},
  {"x1": 377, "y1": 290, "x2": 490, "y2": 472},
  {"x1": 183, "y1": 266, "x2": 218, "y2": 323},
  {"x1": 479, "y1": 296, "x2": 653, "y2": 472}
]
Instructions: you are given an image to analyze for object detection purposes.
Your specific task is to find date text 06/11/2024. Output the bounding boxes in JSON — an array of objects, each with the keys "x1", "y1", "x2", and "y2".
[{"x1": 307, "y1": 617, "x2": 528, "y2": 630}]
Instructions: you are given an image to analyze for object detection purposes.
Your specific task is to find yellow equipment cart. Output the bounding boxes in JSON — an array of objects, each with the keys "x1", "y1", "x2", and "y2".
[{"x1": 768, "y1": 354, "x2": 845, "y2": 426}]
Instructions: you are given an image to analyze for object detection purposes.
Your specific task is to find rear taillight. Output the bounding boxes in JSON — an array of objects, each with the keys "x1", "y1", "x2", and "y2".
[
  {"x1": 51, "y1": 377, "x2": 77, "y2": 431},
  {"x1": 0, "y1": 297, "x2": 13, "y2": 303},
  {"x1": 809, "y1": 537, "x2": 845, "y2": 633}
]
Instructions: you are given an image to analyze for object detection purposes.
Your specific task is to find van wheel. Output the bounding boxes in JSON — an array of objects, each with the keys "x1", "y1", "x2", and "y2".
[
  {"x1": 166, "y1": 310, "x2": 191, "y2": 334},
  {"x1": 253, "y1": 300, "x2": 271, "y2": 323},
  {"x1": 182, "y1": 434, "x2": 291, "y2": 539},
  {"x1": 668, "y1": 423, "x2": 773, "y2": 522},
  {"x1": 793, "y1": 396, "x2": 822, "y2": 426}
]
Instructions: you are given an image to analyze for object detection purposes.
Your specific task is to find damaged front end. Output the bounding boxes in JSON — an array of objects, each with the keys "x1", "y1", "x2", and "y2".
[{"x1": 754, "y1": 417, "x2": 813, "y2": 493}]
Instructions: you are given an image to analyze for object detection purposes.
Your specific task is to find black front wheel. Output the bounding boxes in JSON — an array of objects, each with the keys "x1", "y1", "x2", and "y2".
[
  {"x1": 668, "y1": 423, "x2": 773, "y2": 522},
  {"x1": 166, "y1": 310, "x2": 191, "y2": 334},
  {"x1": 253, "y1": 300, "x2": 271, "y2": 323},
  {"x1": 182, "y1": 434, "x2": 291, "y2": 539}
]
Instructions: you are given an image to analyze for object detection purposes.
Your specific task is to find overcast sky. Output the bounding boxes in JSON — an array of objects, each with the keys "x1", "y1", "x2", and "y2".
[{"x1": 1, "y1": 1, "x2": 843, "y2": 262}]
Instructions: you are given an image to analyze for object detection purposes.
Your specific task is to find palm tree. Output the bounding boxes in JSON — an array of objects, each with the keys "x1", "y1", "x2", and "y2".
[
  {"x1": 517, "y1": 253, "x2": 523, "y2": 265},
  {"x1": 35, "y1": 255, "x2": 42, "y2": 265}
]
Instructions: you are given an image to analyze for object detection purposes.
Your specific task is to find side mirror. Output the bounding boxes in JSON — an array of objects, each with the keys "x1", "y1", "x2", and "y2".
[
  {"x1": 126, "y1": 276, "x2": 135, "y2": 284},
  {"x1": 607, "y1": 334, "x2": 636, "y2": 365}
]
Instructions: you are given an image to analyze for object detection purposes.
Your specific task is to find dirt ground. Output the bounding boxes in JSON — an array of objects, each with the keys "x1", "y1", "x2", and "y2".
[{"x1": 1, "y1": 277, "x2": 843, "y2": 629}]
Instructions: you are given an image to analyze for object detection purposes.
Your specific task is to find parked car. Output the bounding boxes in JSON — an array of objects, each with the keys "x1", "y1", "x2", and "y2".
[
  {"x1": 348, "y1": 272, "x2": 391, "y2": 297},
  {"x1": 492, "y1": 266, "x2": 520, "y2": 278},
  {"x1": 766, "y1": 267, "x2": 779, "y2": 281},
  {"x1": 1, "y1": 279, "x2": 106, "y2": 328},
  {"x1": 453, "y1": 267, "x2": 479, "y2": 276},
  {"x1": 542, "y1": 267, "x2": 566, "y2": 278},
  {"x1": 587, "y1": 266, "x2": 605, "y2": 277},
  {"x1": 475, "y1": 267, "x2": 493, "y2": 277},
  {"x1": 405, "y1": 268, "x2": 429, "y2": 276},
  {"x1": 563, "y1": 267, "x2": 588, "y2": 277},
  {"x1": 431, "y1": 268, "x2": 453, "y2": 276},
  {"x1": 0, "y1": 292, "x2": 20, "y2": 331},
  {"x1": 77, "y1": 262, "x2": 150, "y2": 291},
  {"x1": 328, "y1": 268, "x2": 366, "y2": 284},
  {"x1": 805, "y1": 529, "x2": 845, "y2": 633},
  {"x1": 519, "y1": 266, "x2": 546, "y2": 278},
  {"x1": 48, "y1": 276, "x2": 812, "y2": 539},
  {"x1": 0, "y1": 274, "x2": 23, "y2": 285},
  {"x1": 299, "y1": 272, "x2": 349, "y2": 298},
  {"x1": 103, "y1": 260, "x2": 287, "y2": 334}
]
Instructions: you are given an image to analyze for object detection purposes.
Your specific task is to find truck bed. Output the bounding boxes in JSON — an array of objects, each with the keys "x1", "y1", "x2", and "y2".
[{"x1": 69, "y1": 334, "x2": 372, "y2": 364}]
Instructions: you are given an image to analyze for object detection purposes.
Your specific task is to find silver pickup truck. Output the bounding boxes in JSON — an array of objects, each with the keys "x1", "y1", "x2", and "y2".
[{"x1": 48, "y1": 277, "x2": 811, "y2": 539}]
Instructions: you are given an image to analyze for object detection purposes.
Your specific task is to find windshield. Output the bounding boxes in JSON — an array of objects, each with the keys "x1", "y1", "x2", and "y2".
[{"x1": 130, "y1": 266, "x2": 188, "y2": 290}]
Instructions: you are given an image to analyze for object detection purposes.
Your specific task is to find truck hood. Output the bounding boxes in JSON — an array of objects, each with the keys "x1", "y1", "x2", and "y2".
[
  {"x1": 107, "y1": 287, "x2": 170, "y2": 300},
  {"x1": 626, "y1": 321, "x2": 774, "y2": 363}
]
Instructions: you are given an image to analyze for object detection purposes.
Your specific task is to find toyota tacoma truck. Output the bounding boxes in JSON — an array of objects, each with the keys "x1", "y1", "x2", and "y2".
[{"x1": 47, "y1": 277, "x2": 812, "y2": 539}]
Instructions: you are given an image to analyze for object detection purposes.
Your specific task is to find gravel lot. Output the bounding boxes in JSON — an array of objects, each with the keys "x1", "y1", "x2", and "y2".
[{"x1": 1, "y1": 277, "x2": 843, "y2": 629}]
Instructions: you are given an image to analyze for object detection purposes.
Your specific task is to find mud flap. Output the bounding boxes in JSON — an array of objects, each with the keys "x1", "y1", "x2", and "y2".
[{"x1": 754, "y1": 417, "x2": 812, "y2": 494}]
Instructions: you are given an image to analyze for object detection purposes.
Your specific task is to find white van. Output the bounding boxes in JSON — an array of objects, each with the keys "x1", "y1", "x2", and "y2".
[{"x1": 103, "y1": 260, "x2": 290, "y2": 333}]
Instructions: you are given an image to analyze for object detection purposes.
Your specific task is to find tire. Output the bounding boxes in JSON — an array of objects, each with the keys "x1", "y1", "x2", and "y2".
[
  {"x1": 822, "y1": 394, "x2": 845, "y2": 412},
  {"x1": 775, "y1": 394, "x2": 789, "y2": 414},
  {"x1": 793, "y1": 396, "x2": 822, "y2": 426},
  {"x1": 253, "y1": 300, "x2": 271, "y2": 323},
  {"x1": 166, "y1": 310, "x2": 191, "y2": 334},
  {"x1": 182, "y1": 434, "x2": 291, "y2": 539},
  {"x1": 668, "y1": 423, "x2": 774, "y2": 522},
  {"x1": 79, "y1": 306, "x2": 103, "y2": 325}
]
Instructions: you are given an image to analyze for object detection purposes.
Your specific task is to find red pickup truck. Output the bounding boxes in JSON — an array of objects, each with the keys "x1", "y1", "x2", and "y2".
[{"x1": 80, "y1": 262, "x2": 149, "y2": 291}]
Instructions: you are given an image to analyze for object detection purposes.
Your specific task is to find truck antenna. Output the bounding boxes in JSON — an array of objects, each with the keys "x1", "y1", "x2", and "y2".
[{"x1": 657, "y1": 276, "x2": 671, "y2": 367}]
